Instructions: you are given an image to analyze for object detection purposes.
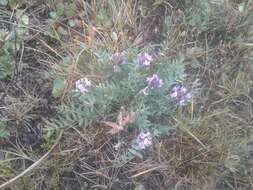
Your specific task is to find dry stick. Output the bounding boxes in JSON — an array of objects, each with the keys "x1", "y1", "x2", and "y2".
[
  {"x1": 131, "y1": 165, "x2": 166, "y2": 178},
  {"x1": 0, "y1": 130, "x2": 63, "y2": 190}
]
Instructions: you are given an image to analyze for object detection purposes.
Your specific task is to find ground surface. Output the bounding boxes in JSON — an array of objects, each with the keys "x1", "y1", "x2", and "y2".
[{"x1": 0, "y1": 0, "x2": 253, "y2": 190}]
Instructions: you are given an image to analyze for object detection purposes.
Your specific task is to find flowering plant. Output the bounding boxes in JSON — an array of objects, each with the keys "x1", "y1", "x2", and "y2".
[
  {"x1": 48, "y1": 48, "x2": 193, "y2": 161},
  {"x1": 169, "y1": 85, "x2": 192, "y2": 105},
  {"x1": 75, "y1": 78, "x2": 92, "y2": 94},
  {"x1": 134, "y1": 131, "x2": 153, "y2": 150},
  {"x1": 137, "y1": 52, "x2": 153, "y2": 67}
]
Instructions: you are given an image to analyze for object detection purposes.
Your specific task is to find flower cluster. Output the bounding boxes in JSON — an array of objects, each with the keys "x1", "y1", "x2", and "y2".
[
  {"x1": 75, "y1": 78, "x2": 92, "y2": 94},
  {"x1": 135, "y1": 131, "x2": 152, "y2": 150},
  {"x1": 110, "y1": 52, "x2": 126, "y2": 65},
  {"x1": 169, "y1": 85, "x2": 192, "y2": 105},
  {"x1": 137, "y1": 52, "x2": 153, "y2": 67},
  {"x1": 146, "y1": 74, "x2": 164, "y2": 89},
  {"x1": 137, "y1": 53, "x2": 162, "y2": 93}
]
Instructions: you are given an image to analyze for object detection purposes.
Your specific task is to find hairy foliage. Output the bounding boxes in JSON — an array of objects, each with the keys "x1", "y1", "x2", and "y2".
[
  {"x1": 47, "y1": 48, "x2": 187, "y2": 136},
  {"x1": 1, "y1": 0, "x2": 253, "y2": 189}
]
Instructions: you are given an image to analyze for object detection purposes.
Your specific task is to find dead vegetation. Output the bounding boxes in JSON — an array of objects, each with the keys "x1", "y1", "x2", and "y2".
[{"x1": 0, "y1": 0, "x2": 253, "y2": 190}]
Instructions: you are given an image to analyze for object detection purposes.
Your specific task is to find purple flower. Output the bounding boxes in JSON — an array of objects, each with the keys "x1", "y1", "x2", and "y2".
[
  {"x1": 135, "y1": 132, "x2": 152, "y2": 150},
  {"x1": 137, "y1": 52, "x2": 153, "y2": 67},
  {"x1": 75, "y1": 78, "x2": 92, "y2": 94},
  {"x1": 146, "y1": 74, "x2": 163, "y2": 89},
  {"x1": 110, "y1": 52, "x2": 126, "y2": 65},
  {"x1": 169, "y1": 85, "x2": 192, "y2": 105}
]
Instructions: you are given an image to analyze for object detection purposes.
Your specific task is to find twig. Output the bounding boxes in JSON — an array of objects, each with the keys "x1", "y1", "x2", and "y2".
[{"x1": 131, "y1": 165, "x2": 166, "y2": 178}]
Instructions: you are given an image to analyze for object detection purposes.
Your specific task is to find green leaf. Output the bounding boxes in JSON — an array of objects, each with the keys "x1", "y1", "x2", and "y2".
[
  {"x1": 0, "y1": 121, "x2": 9, "y2": 139},
  {"x1": 56, "y1": 3, "x2": 65, "y2": 16},
  {"x1": 49, "y1": 11, "x2": 58, "y2": 19},
  {"x1": 52, "y1": 78, "x2": 66, "y2": 98},
  {"x1": 0, "y1": 54, "x2": 12, "y2": 79},
  {"x1": 238, "y1": 3, "x2": 245, "y2": 13},
  {"x1": 16, "y1": 27, "x2": 27, "y2": 36},
  {"x1": 65, "y1": 3, "x2": 76, "y2": 17},
  {"x1": 113, "y1": 149, "x2": 136, "y2": 167},
  {"x1": 8, "y1": 0, "x2": 17, "y2": 7},
  {"x1": 67, "y1": 19, "x2": 76, "y2": 27},
  {"x1": 250, "y1": 59, "x2": 253, "y2": 71},
  {"x1": 128, "y1": 148, "x2": 143, "y2": 159},
  {"x1": 111, "y1": 32, "x2": 118, "y2": 42},
  {"x1": 135, "y1": 184, "x2": 146, "y2": 190},
  {"x1": 0, "y1": 0, "x2": 8, "y2": 6},
  {"x1": 153, "y1": 125, "x2": 175, "y2": 136},
  {"x1": 21, "y1": 14, "x2": 29, "y2": 25},
  {"x1": 57, "y1": 26, "x2": 68, "y2": 36}
]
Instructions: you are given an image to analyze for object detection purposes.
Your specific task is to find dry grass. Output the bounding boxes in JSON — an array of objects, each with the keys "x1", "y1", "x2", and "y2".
[{"x1": 0, "y1": 0, "x2": 253, "y2": 190}]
